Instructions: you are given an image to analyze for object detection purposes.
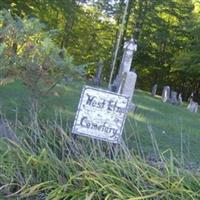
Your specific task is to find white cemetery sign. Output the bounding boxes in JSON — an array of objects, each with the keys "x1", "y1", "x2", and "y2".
[{"x1": 72, "y1": 86, "x2": 129, "y2": 143}]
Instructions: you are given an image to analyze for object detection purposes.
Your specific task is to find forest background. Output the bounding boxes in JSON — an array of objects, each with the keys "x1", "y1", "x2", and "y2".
[{"x1": 1, "y1": 0, "x2": 200, "y2": 102}]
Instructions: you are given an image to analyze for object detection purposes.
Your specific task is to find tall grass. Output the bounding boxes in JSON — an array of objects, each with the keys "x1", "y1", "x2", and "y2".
[{"x1": 0, "y1": 115, "x2": 200, "y2": 199}]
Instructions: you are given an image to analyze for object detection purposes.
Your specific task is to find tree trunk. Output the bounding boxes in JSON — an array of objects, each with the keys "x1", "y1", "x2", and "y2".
[
  {"x1": 109, "y1": 0, "x2": 133, "y2": 84},
  {"x1": 59, "y1": 0, "x2": 76, "y2": 57}
]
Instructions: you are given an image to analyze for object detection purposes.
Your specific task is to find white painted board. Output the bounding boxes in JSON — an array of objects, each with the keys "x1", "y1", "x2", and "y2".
[{"x1": 72, "y1": 86, "x2": 129, "y2": 143}]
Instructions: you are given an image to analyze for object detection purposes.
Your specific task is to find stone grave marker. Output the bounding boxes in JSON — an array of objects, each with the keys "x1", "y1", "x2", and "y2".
[
  {"x1": 151, "y1": 84, "x2": 158, "y2": 97},
  {"x1": 162, "y1": 86, "x2": 170, "y2": 102},
  {"x1": 187, "y1": 100, "x2": 198, "y2": 113},
  {"x1": 178, "y1": 93, "x2": 183, "y2": 105},
  {"x1": 119, "y1": 71, "x2": 137, "y2": 112},
  {"x1": 194, "y1": 103, "x2": 198, "y2": 113},
  {"x1": 170, "y1": 91, "x2": 178, "y2": 105},
  {"x1": 93, "y1": 60, "x2": 104, "y2": 86},
  {"x1": 120, "y1": 71, "x2": 137, "y2": 100},
  {"x1": 118, "y1": 38, "x2": 137, "y2": 74},
  {"x1": 111, "y1": 38, "x2": 137, "y2": 92},
  {"x1": 72, "y1": 86, "x2": 129, "y2": 143}
]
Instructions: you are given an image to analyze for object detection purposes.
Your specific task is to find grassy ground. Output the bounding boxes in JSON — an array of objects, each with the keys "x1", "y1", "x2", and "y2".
[
  {"x1": 0, "y1": 79, "x2": 200, "y2": 165},
  {"x1": 1, "y1": 79, "x2": 200, "y2": 199},
  {"x1": 130, "y1": 90, "x2": 200, "y2": 164}
]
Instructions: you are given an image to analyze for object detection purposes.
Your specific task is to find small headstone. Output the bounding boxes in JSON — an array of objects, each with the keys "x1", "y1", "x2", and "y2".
[
  {"x1": 93, "y1": 60, "x2": 104, "y2": 86},
  {"x1": 187, "y1": 100, "x2": 198, "y2": 113},
  {"x1": 178, "y1": 93, "x2": 183, "y2": 105},
  {"x1": 162, "y1": 86, "x2": 170, "y2": 102},
  {"x1": 111, "y1": 74, "x2": 120, "y2": 92},
  {"x1": 170, "y1": 91, "x2": 178, "y2": 105},
  {"x1": 151, "y1": 84, "x2": 158, "y2": 96},
  {"x1": 110, "y1": 82, "x2": 118, "y2": 93},
  {"x1": 194, "y1": 103, "x2": 198, "y2": 113}
]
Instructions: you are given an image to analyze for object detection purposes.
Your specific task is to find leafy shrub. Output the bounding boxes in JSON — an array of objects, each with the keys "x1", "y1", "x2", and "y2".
[{"x1": 0, "y1": 10, "x2": 74, "y2": 97}]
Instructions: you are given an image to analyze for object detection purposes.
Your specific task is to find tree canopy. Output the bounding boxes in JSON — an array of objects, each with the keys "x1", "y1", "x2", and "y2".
[{"x1": 0, "y1": 0, "x2": 200, "y2": 101}]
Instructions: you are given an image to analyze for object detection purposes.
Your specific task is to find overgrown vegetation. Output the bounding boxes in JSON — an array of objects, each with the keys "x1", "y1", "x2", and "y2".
[
  {"x1": 0, "y1": 1, "x2": 200, "y2": 199},
  {"x1": 0, "y1": 79, "x2": 200, "y2": 199},
  {"x1": 0, "y1": 80, "x2": 200, "y2": 162},
  {"x1": 0, "y1": 10, "x2": 78, "y2": 122},
  {"x1": 1, "y1": 117, "x2": 200, "y2": 199},
  {"x1": 1, "y1": 0, "x2": 200, "y2": 101},
  {"x1": 0, "y1": 10, "x2": 74, "y2": 96}
]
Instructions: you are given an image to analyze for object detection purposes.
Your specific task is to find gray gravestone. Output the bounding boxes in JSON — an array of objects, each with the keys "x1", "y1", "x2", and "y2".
[
  {"x1": 118, "y1": 38, "x2": 137, "y2": 74},
  {"x1": 151, "y1": 84, "x2": 158, "y2": 96},
  {"x1": 187, "y1": 100, "x2": 198, "y2": 113},
  {"x1": 194, "y1": 103, "x2": 198, "y2": 113},
  {"x1": 170, "y1": 91, "x2": 178, "y2": 105},
  {"x1": 120, "y1": 71, "x2": 137, "y2": 103},
  {"x1": 178, "y1": 93, "x2": 183, "y2": 105},
  {"x1": 111, "y1": 38, "x2": 137, "y2": 92},
  {"x1": 162, "y1": 86, "x2": 170, "y2": 102},
  {"x1": 93, "y1": 60, "x2": 104, "y2": 86}
]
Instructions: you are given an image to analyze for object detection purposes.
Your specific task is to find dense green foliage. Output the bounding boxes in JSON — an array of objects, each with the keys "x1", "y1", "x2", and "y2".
[
  {"x1": 1, "y1": 0, "x2": 200, "y2": 100},
  {"x1": 0, "y1": 10, "x2": 74, "y2": 96},
  {"x1": 0, "y1": 1, "x2": 200, "y2": 199}
]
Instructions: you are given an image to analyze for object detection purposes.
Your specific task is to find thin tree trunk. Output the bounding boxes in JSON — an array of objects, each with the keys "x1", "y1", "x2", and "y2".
[
  {"x1": 59, "y1": 0, "x2": 76, "y2": 57},
  {"x1": 117, "y1": 0, "x2": 134, "y2": 68},
  {"x1": 132, "y1": 0, "x2": 146, "y2": 40},
  {"x1": 60, "y1": 16, "x2": 75, "y2": 50},
  {"x1": 108, "y1": 0, "x2": 132, "y2": 86}
]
